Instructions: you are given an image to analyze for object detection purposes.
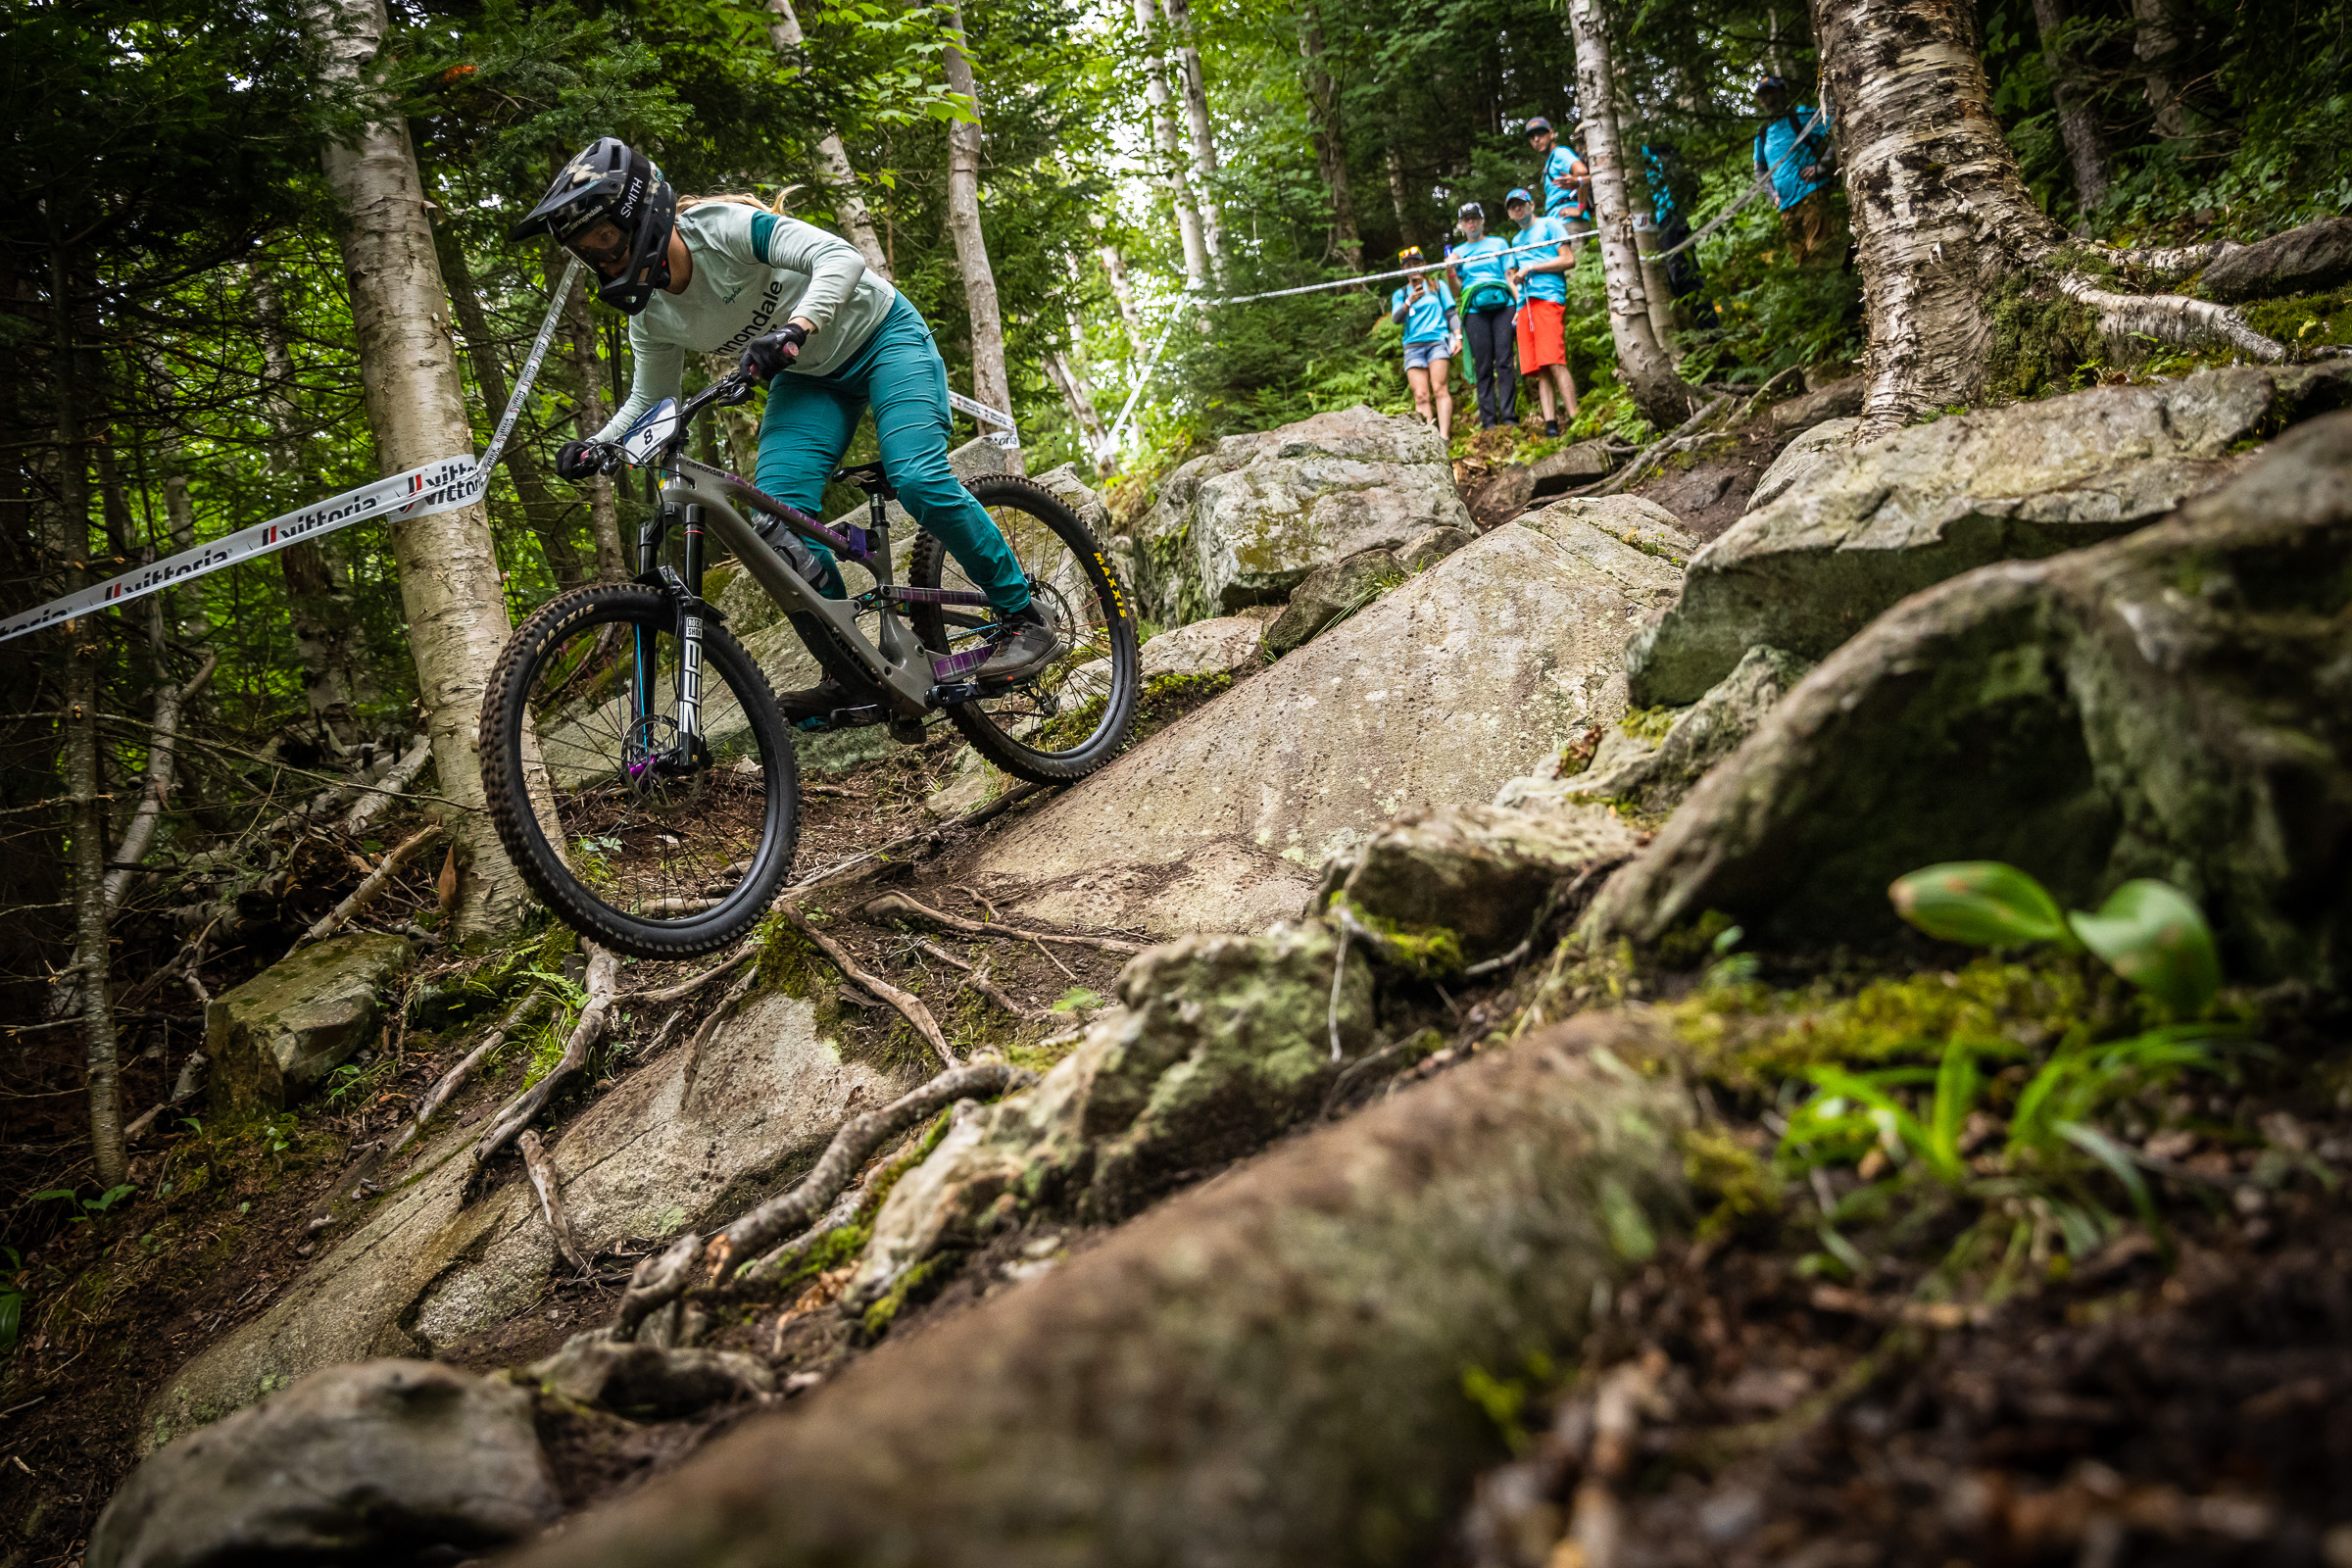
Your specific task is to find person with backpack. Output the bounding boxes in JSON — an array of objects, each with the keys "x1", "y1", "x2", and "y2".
[
  {"x1": 1501, "y1": 187, "x2": 1579, "y2": 435},
  {"x1": 1524, "y1": 116, "x2": 1591, "y2": 226},
  {"x1": 510, "y1": 137, "x2": 1057, "y2": 729},
  {"x1": 1446, "y1": 202, "x2": 1520, "y2": 429},
  {"x1": 1752, "y1": 76, "x2": 1840, "y2": 265},
  {"x1": 1641, "y1": 141, "x2": 1719, "y2": 329},
  {"x1": 1389, "y1": 250, "x2": 1460, "y2": 440}
]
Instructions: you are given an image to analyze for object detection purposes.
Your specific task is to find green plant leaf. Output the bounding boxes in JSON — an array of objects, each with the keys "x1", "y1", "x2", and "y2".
[
  {"x1": 2055, "y1": 1120, "x2": 2173, "y2": 1265},
  {"x1": 1928, "y1": 1038, "x2": 1980, "y2": 1185},
  {"x1": 0, "y1": 1290, "x2": 19, "y2": 1356},
  {"x1": 85, "y1": 1184, "x2": 136, "y2": 1213},
  {"x1": 1889, "y1": 862, "x2": 2074, "y2": 948},
  {"x1": 28, "y1": 1189, "x2": 78, "y2": 1204},
  {"x1": 2066, "y1": 880, "x2": 2222, "y2": 1015}
]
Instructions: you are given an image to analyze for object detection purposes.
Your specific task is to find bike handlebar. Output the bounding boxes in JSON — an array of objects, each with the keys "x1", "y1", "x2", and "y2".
[{"x1": 579, "y1": 368, "x2": 761, "y2": 477}]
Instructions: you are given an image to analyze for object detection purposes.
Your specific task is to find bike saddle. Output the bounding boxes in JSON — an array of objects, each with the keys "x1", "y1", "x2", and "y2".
[{"x1": 830, "y1": 462, "x2": 894, "y2": 497}]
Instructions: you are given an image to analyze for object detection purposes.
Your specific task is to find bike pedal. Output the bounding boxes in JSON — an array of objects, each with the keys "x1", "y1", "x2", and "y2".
[
  {"x1": 887, "y1": 716, "x2": 928, "y2": 745},
  {"x1": 927, "y1": 681, "x2": 984, "y2": 706}
]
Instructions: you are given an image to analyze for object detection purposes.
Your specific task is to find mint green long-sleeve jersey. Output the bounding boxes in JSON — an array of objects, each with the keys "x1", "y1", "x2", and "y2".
[{"x1": 592, "y1": 200, "x2": 899, "y2": 442}]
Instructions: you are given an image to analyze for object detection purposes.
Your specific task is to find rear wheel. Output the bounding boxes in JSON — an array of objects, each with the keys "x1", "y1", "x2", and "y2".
[
  {"x1": 479, "y1": 583, "x2": 799, "y2": 958},
  {"x1": 907, "y1": 474, "x2": 1141, "y2": 783}
]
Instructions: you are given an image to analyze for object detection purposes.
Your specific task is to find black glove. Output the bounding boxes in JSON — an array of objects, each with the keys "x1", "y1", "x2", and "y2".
[
  {"x1": 741, "y1": 321, "x2": 810, "y2": 382},
  {"x1": 554, "y1": 439, "x2": 600, "y2": 481}
]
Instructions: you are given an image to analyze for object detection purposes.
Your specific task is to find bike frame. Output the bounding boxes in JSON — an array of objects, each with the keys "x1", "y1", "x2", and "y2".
[{"x1": 610, "y1": 377, "x2": 1002, "y2": 753}]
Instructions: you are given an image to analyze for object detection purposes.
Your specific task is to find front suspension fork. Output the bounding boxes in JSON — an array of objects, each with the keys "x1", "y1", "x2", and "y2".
[{"x1": 629, "y1": 501, "x2": 710, "y2": 773}]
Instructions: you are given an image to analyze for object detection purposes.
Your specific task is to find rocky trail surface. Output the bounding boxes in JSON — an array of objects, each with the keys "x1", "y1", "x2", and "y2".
[{"x1": 11, "y1": 372, "x2": 2352, "y2": 1568}]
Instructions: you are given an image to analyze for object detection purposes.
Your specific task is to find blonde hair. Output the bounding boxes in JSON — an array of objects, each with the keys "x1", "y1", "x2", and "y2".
[{"x1": 677, "y1": 188, "x2": 801, "y2": 217}]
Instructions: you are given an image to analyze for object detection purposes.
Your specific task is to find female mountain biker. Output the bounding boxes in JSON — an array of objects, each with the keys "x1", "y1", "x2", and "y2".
[{"x1": 509, "y1": 136, "x2": 1058, "y2": 728}]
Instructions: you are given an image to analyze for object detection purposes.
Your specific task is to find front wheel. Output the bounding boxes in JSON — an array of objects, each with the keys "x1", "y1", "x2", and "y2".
[
  {"x1": 479, "y1": 583, "x2": 800, "y2": 958},
  {"x1": 908, "y1": 474, "x2": 1141, "y2": 783}
]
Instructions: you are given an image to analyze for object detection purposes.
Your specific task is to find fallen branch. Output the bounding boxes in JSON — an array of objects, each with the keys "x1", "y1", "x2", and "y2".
[
  {"x1": 341, "y1": 733, "x2": 435, "y2": 836},
  {"x1": 787, "y1": 907, "x2": 956, "y2": 1070},
  {"x1": 104, "y1": 651, "x2": 218, "y2": 916},
  {"x1": 1591, "y1": 393, "x2": 1736, "y2": 498},
  {"x1": 292, "y1": 822, "x2": 445, "y2": 950},
  {"x1": 520, "y1": 1130, "x2": 595, "y2": 1277},
  {"x1": 611, "y1": 1060, "x2": 1030, "y2": 1338},
  {"x1": 2056, "y1": 272, "x2": 2286, "y2": 362},
  {"x1": 124, "y1": 1052, "x2": 209, "y2": 1144},
  {"x1": 466, "y1": 944, "x2": 619, "y2": 1187},
  {"x1": 859, "y1": 892, "x2": 1144, "y2": 956},
  {"x1": 387, "y1": 987, "x2": 551, "y2": 1159}
]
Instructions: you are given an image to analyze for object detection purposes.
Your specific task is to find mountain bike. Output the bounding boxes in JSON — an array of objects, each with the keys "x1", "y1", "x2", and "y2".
[{"x1": 477, "y1": 368, "x2": 1141, "y2": 959}]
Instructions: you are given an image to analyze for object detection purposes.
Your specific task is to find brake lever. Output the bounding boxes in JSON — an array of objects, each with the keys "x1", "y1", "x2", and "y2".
[{"x1": 710, "y1": 371, "x2": 758, "y2": 410}]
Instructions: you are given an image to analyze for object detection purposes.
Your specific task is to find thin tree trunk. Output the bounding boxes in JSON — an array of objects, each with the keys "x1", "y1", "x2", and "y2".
[
  {"x1": 1565, "y1": 0, "x2": 1690, "y2": 428},
  {"x1": 2031, "y1": 0, "x2": 2110, "y2": 211},
  {"x1": 1092, "y1": 218, "x2": 1145, "y2": 352},
  {"x1": 104, "y1": 602, "x2": 215, "y2": 916},
  {"x1": 1298, "y1": 4, "x2": 1362, "y2": 270},
  {"x1": 556, "y1": 258, "x2": 628, "y2": 582},
  {"x1": 1160, "y1": 0, "x2": 1223, "y2": 267},
  {"x1": 941, "y1": 2, "x2": 1020, "y2": 472},
  {"x1": 47, "y1": 231, "x2": 125, "y2": 1189},
  {"x1": 433, "y1": 220, "x2": 588, "y2": 589},
  {"x1": 310, "y1": 0, "x2": 523, "y2": 933},
  {"x1": 252, "y1": 261, "x2": 371, "y2": 729},
  {"x1": 2132, "y1": 0, "x2": 2186, "y2": 137},
  {"x1": 763, "y1": 0, "x2": 893, "y2": 279},
  {"x1": 1386, "y1": 146, "x2": 1415, "y2": 250},
  {"x1": 1131, "y1": 0, "x2": 1209, "y2": 286},
  {"x1": 1043, "y1": 349, "x2": 1113, "y2": 473}
]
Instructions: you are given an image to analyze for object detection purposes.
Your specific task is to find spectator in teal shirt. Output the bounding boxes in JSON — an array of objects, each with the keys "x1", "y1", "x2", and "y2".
[
  {"x1": 1503, "y1": 189, "x2": 1579, "y2": 435},
  {"x1": 1752, "y1": 76, "x2": 1841, "y2": 265},
  {"x1": 1525, "y1": 116, "x2": 1590, "y2": 221},
  {"x1": 1446, "y1": 202, "x2": 1520, "y2": 429},
  {"x1": 1389, "y1": 248, "x2": 1460, "y2": 440}
]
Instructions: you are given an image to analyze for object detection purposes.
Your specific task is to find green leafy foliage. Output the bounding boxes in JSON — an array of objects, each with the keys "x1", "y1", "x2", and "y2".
[
  {"x1": 1889, "y1": 861, "x2": 2075, "y2": 948},
  {"x1": 2067, "y1": 881, "x2": 2223, "y2": 1017}
]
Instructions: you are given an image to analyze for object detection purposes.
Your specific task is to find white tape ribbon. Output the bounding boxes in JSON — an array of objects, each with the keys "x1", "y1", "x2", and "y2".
[
  {"x1": 0, "y1": 259, "x2": 584, "y2": 647},
  {"x1": 947, "y1": 388, "x2": 1020, "y2": 448}
]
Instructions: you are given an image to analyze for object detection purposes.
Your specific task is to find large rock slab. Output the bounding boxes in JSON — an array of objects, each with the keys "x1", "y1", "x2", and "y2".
[
  {"x1": 207, "y1": 934, "x2": 413, "y2": 1117},
  {"x1": 1261, "y1": 548, "x2": 1404, "y2": 656},
  {"x1": 146, "y1": 989, "x2": 913, "y2": 1450},
  {"x1": 1625, "y1": 363, "x2": 2352, "y2": 706},
  {"x1": 1589, "y1": 410, "x2": 2352, "y2": 991},
  {"x1": 1130, "y1": 405, "x2": 1472, "y2": 622},
  {"x1": 2199, "y1": 216, "x2": 2352, "y2": 303},
  {"x1": 961, "y1": 510, "x2": 1684, "y2": 938},
  {"x1": 93, "y1": 1360, "x2": 558, "y2": 1568}
]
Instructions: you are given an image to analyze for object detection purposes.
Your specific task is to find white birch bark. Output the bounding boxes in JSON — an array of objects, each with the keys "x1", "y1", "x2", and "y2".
[
  {"x1": 1091, "y1": 215, "x2": 1145, "y2": 351},
  {"x1": 1044, "y1": 349, "x2": 1114, "y2": 473},
  {"x1": 942, "y1": 2, "x2": 1020, "y2": 469},
  {"x1": 1565, "y1": 0, "x2": 1690, "y2": 428},
  {"x1": 1131, "y1": 0, "x2": 1209, "y2": 287},
  {"x1": 2132, "y1": 0, "x2": 2187, "y2": 137},
  {"x1": 764, "y1": 0, "x2": 894, "y2": 279},
  {"x1": 310, "y1": 0, "x2": 524, "y2": 932},
  {"x1": 1160, "y1": 0, "x2": 1223, "y2": 266}
]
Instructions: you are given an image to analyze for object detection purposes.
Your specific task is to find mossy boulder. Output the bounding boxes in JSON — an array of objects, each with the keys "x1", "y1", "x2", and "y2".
[
  {"x1": 848, "y1": 921, "x2": 1376, "y2": 1304},
  {"x1": 206, "y1": 933, "x2": 414, "y2": 1116},
  {"x1": 1626, "y1": 362, "x2": 2352, "y2": 707},
  {"x1": 1261, "y1": 548, "x2": 1405, "y2": 656},
  {"x1": 1589, "y1": 410, "x2": 2352, "y2": 992},
  {"x1": 1129, "y1": 405, "x2": 1472, "y2": 621},
  {"x1": 2199, "y1": 216, "x2": 2352, "y2": 303},
  {"x1": 1313, "y1": 802, "x2": 1641, "y2": 967}
]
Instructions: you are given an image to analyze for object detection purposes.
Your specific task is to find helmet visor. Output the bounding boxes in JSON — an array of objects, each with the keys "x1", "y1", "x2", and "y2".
[{"x1": 560, "y1": 218, "x2": 634, "y2": 277}]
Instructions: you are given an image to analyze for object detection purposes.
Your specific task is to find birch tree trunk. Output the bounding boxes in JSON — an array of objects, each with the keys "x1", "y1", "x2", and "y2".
[
  {"x1": 433, "y1": 220, "x2": 588, "y2": 589},
  {"x1": 310, "y1": 0, "x2": 524, "y2": 932},
  {"x1": 1386, "y1": 146, "x2": 1415, "y2": 250},
  {"x1": 252, "y1": 264, "x2": 376, "y2": 731},
  {"x1": 941, "y1": 2, "x2": 1020, "y2": 471},
  {"x1": 1565, "y1": 0, "x2": 1690, "y2": 428},
  {"x1": 2030, "y1": 0, "x2": 2109, "y2": 210},
  {"x1": 1298, "y1": 3, "x2": 1362, "y2": 270},
  {"x1": 1043, "y1": 349, "x2": 1113, "y2": 473},
  {"x1": 2132, "y1": 0, "x2": 2186, "y2": 137},
  {"x1": 764, "y1": 0, "x2": 893, "y2": 279},
  {"x1": 1131, "y1": 0, "x2": 1209, "y2": 287},
  {"x1": 555, "y1": 258, "x2": 628, "y2": 582},
  {"x1": 1812, "y1": 0, "x2": 2278, "y2": 431},
  {"x1": 1160, "y1": 0, "x2": 1223, "y2": 267},
  {"x1": 1092, "y1": 217, "x2": 1145, "y2": 352}
]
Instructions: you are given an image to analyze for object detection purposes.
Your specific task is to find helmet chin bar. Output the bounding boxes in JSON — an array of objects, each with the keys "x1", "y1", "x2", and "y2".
[{"x1": 512, "y1": 135, "x2": 676, "y2": 316}]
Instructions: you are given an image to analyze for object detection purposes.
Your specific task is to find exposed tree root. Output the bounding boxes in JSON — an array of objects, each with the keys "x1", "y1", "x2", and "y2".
[
  {"x1": 466, "y1": 944, "x2": 619, "y2": 1190},
  {"x1": 622, "y1": 948, "x2": 754, "y2": 1005},
  {"x1": 611, "y1": 1060, "x2": 1030, "y2": 1340},
  {"x1": 2091, "y1": 239, "x2": 2234, "y2": 284},
  {"x1": 2055, "y1": 272, "x2": 2287, "y2": 362},
  {"x1": 1591, "y1": 392, "x2": 1739, "y2": 498},
  {"x1": 786, "y1": 906, "x2": 956, "y2": 1069},
  {"x1": 292, "y1": 822, "x2": 444, "y2": 949},
  {"x1": 859, "y1": 892, "x2": 1145, "y2": 956},
  {"x1": 388, "y1": 986, "x2": 551, "y2": 1159},
  {"x1": 906, "y1": 935, "x2": 1036, "y2": 1019},
  {"x1": 520, "y1": 1130, "x2": 595, "y2": 1278}
]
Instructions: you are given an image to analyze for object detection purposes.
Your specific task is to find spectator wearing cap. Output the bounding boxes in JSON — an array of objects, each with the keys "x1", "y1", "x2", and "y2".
[
  {"x1": 1753, "y1": 75, "x2": 1840, "y2": 265},
  {"x1": 1446, "y1": 202, "x2": 1520, "y2": 430},
  {"x1": 1525, "y1": 116, "x2": 1591, "y2": 225},
  {"x1": 1641, "y1": 141, "x2": 1718, "y2": 329},
  {"x1": 1502, "y1": 187, "x2": 1578, "y2": 435},
  {"x1": 1389, "y1": 248, "x2": 1460, "y2": 440}
]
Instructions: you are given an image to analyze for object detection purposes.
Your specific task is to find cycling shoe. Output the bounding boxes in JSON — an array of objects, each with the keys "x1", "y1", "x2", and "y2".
[{"x1": 976, "y1": 603, "x2": 1063, "y2": 684}]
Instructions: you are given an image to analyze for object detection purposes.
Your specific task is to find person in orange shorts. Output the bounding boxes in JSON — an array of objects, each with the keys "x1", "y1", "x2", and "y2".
[{"x1": 1503, "y1": 187, "x2": 1578, "y2": 433}]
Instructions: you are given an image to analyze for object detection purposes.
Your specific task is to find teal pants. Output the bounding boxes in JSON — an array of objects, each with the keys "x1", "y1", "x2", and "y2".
[{"x1": 755, "y1": 294, "x2": 1029, "y2": 613}]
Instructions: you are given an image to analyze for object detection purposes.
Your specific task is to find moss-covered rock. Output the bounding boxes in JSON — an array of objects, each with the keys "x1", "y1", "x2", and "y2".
[
  {"x1": 206, "y1": 933, "x2": 414, "y2": 1117},
  {"x1": 1262, "y1": 548, "x2": 1406, "y2": 656}
]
